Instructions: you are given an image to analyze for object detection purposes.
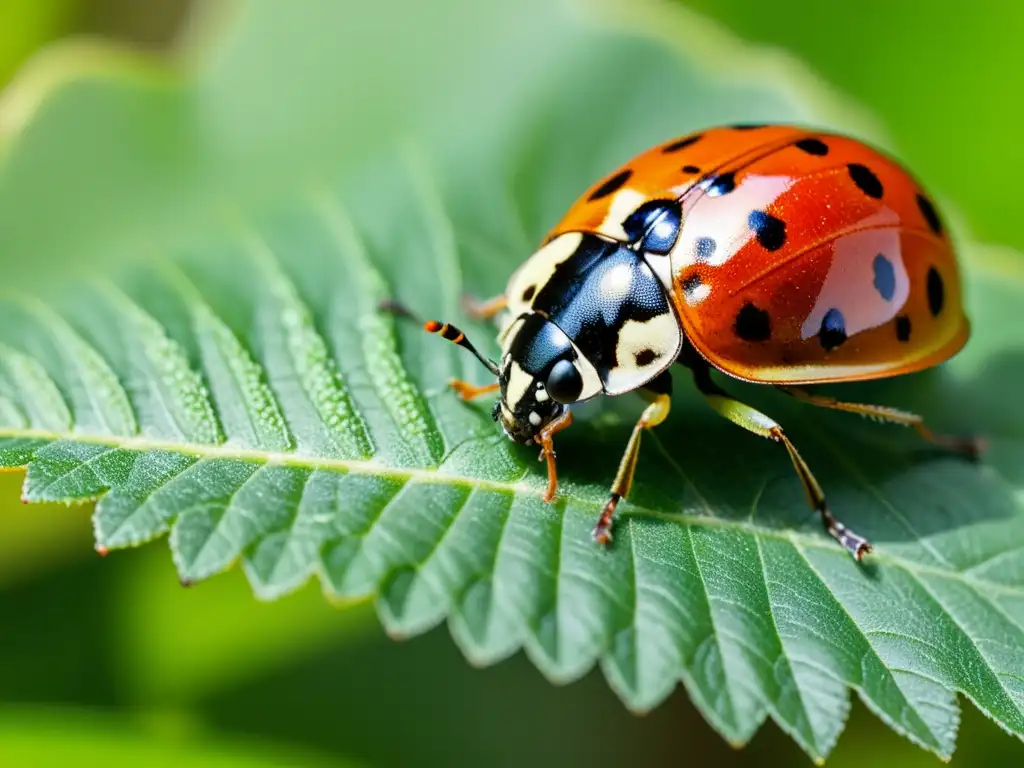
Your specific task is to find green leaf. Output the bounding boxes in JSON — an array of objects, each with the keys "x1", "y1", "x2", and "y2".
[{"x1": 0, "y1": 0, "x2": 1022, "y2": 762}]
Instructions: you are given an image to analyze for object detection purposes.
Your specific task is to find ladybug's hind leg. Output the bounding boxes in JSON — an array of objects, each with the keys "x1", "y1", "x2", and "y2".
[
  {"x1": 592, "y1": 371, "x2": 672, "y2": 545},
  {"x1": 777, "y1": 387, "x2": 983, "y2": 460},
  {"x1": 686, "y1": 361, "x2": 872, "y2": 560}
]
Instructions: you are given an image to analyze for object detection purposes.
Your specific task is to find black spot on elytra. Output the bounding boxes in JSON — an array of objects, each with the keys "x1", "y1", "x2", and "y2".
[
  {"x1": 896, "y1": 314, "x2": 912, "y2": 342},
  {"x1": 588, "y1": 169, "x2": 632, "y2": 201},
  {"x1": 917, "y1": 193, "x2": 943, "y2": 235},
  {"x1": 694, "y1": 237, "x2": 717, "y2": 263},
  {"x1": 872, "y1": 254, "x2": 896, "y2": 301},
  {"x1": 681, "y1": 273, "x2": 704, "y2": 301},
  {"x1": 795, "y1": 138, "x2": 829, "y2": 156},
  {"x1": 706, "y1": 172, "x2": 736, "y2": 197},
  {"x1": 521, "y1": 285, "x2": 536, "y2": 302},
  {"x1": 732, "y1": 124, "x2": 767, "y2": 130},
  {"x1": 682, "y1": 164, "x2": 701, "y2": 174},
  {"x1": 927, "y1": 267, "x2": 945, "y2": 316},
  {"x1": 819, "y1": 308, "x2": 847, "y2": 351},
  {"x1": 747, "y1": 210, "x2": 787, "y2": 251},
  {"x1": 847, "y1": 163, "x2": 883, "y2": 199},
  {"x1": 662, "y1": 134, "x2": 702, "y2": 153},
  {"x1": 734, "y1": 302, "x2": 771, "y2": 342},
  {"x1": 634, "y1": 348, "x2": 659, "y2": 367}
]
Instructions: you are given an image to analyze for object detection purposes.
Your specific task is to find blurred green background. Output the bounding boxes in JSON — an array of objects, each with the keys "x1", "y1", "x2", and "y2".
[{"x1": 0, "y1": 1, "x2": 1021, "y2": 765}]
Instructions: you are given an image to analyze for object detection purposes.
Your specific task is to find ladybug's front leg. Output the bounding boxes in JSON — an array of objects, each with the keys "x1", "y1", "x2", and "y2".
[
  {"x1": 687, "y1": 361, "x2": 872, "y2": 560},
  {"x1": 592, "y1": 371, "x2": 673, "y2": 545},
  {"x1": 537, "y1": 409, "x2": 574, "y2": 502},
  {"x1": 448, "y1": 380, "x2": 500, "y2": 401}
]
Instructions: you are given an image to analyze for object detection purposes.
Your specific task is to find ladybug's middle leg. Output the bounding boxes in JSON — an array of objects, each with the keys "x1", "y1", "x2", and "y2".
[
  {"x1": 686, "y1": 361, "x2": 872, "y2": 561},
  {"x1": 592, "y1": 370, "x2": 672, "y2": 545}
]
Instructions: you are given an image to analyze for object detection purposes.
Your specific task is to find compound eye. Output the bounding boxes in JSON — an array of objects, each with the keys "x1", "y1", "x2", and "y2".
[{"x1": 545, "y1": 359, "x2": 583, "y2": 404}]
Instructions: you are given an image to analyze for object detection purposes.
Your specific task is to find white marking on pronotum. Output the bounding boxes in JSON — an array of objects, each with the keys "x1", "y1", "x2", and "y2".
[
  {"x1": 528, "y1": 411, "x2": 542, "y2": 426},
  {"x1": 535, "y1": 384, "x2": 549, "y2": 402},
  {"x1": 604, "y1": 311, "x2": 683, "y2": 395},
  {"x1": 504, "y1": 233, "x2": 583, "y2": 317}
]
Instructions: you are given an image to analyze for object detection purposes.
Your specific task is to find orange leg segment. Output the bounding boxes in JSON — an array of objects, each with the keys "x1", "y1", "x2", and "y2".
[
  {"x1": 461, "y1": 293, "x2": 508, "y2": 321},
  {"x1": 448, "y1": 380, "x2": 500, "y2": 402},
  {"x1": 537, "y1": 410, "x2": 574, "y2": 503}
]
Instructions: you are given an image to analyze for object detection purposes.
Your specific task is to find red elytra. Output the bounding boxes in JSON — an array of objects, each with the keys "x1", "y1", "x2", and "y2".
[{"x1": 547, "y1": 125, "x2": 967, "y2": 384}]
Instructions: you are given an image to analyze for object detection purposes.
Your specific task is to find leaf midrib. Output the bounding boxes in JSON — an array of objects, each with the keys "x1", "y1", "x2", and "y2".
[{"x1": 7, "y1": 424, "x2": 1022, "y2": 600}]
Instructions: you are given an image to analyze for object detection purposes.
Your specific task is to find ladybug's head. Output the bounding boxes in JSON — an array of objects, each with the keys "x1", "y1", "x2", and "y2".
[
  {"x1": 419, "y1": 309, "x2": 601, "y2": 444},
  {"x1": 493, "y1": 313, "x2": 601, "y2": 443}
]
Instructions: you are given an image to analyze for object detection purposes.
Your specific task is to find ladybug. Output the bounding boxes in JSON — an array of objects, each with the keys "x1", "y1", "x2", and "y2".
[{"x1": 414, "y1": 124, "x2": 980, "y2": 560}]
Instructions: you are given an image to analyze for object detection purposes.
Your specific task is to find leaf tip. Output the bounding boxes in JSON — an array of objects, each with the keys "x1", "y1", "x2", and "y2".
[
  {"x1": 723, "y1": 736, "x2": 749, "y2": 751},
  {"x1": 382, "y1": 624, "x2": 412, "y2": 642}
]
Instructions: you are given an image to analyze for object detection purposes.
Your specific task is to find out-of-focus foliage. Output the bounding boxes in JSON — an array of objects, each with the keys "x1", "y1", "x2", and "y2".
[
  {"x1": 0, "y1": 0, "x2": 76, "y2": 84},
  {"x1": 0, "y1": 1, "x2": 1022, "y2": 766},
  {"x1": 682, "y1": 0, "x2": 1024, "y2": 253},
  {"x1": 0, "y1": 706, "x2": 353, "y2": 768}
]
